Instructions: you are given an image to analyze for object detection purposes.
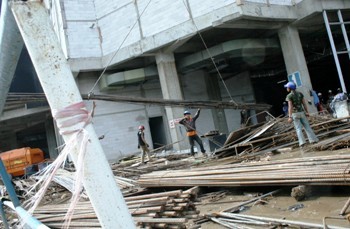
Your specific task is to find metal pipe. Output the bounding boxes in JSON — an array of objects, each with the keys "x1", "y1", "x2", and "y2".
[
  {"x1": 337, "y1": 10, "x2": 350, "y2": 60},
  {"x1": 3, "y1": 201, "x2": 49, "y2": 229},
  {"x1": 323, "y1": 10, "x2": 347, "y2": 93},
  {"x1": 218, "y1": 212, "x2": 348, "y2": 229}
]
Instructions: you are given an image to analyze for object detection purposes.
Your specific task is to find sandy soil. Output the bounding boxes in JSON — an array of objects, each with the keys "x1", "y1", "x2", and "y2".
[{"x1": 190, "y1": 148, "x2": 350, "y2": 228}]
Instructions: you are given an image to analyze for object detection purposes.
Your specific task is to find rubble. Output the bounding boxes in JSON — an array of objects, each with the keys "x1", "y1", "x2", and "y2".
[{"x1": 1, "y1": 115, "x2": 350, "y2": 228}]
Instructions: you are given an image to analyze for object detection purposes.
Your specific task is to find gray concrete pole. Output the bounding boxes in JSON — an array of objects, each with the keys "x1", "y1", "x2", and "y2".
[
  {"x1": 278, "y1": 25, "x2": 317, "y2": 114},
  {"x1": 0, "y1": 0, "x2": 24, "y2": 114},
  {"x1": 155, "y1": 52, "x2": 186, "y2": 150}
]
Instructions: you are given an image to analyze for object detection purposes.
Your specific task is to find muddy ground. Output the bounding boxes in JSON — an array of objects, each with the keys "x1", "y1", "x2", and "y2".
[{"x1": 190, "y1": 147, "x2": 350, "y2": 228}]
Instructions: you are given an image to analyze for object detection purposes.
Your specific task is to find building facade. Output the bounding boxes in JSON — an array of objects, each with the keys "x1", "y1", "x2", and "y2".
[{"x1": 1, "y1": 0, "x2": 350, "y2": 162}]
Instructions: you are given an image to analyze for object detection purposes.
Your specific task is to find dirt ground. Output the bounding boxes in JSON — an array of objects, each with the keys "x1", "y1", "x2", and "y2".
[{"x1": 190, "y1": 148, "x2": 350, "y2": 228}]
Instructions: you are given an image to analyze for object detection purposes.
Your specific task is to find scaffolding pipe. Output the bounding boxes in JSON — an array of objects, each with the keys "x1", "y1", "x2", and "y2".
[
  {"x1": 323, "y1": 10, "x2": 347, "y2": 93},
  {"x1": 337, "y1": 10, "x2": 350, "y2": 60}
]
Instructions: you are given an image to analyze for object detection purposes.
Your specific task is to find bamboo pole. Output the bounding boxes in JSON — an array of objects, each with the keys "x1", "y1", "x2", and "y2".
[{"x1": 215, "y1": 212, "x2": 349, "y2": 229}]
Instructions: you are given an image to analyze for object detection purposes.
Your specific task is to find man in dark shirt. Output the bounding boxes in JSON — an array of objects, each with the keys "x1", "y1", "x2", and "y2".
[
  {"x1": 284, "y1": 82, "x2": 318, "y2": 147},
  {"x1": 179, "y1": 109, "x2": 206, "y2": 156},
  {"x1": 137, "y1": 125, "x2": 151, "y2": 163}
]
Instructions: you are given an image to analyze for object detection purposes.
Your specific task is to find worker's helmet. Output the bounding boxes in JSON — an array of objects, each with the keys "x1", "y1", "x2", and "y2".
[
  {"x1": 328, "y1": 90, "x2": 333, "y2": 94},
  {"x1": 284, "y1": 82, "x2": 296, "y2": 90},
  {"x1": 337, "y1": 88, "x2": 342, "y2": 92},
  {"x1": 184, "y1": 110, "x2": 191, "y2": 115},
  {"x1": 138, "y1": 125, "x2": 145, "y2": 130},
  {"x1": 318, "y1": 92, "x2": 322, "y2": 96}
]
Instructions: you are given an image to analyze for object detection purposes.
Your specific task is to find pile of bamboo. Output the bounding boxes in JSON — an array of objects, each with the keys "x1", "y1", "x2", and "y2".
[
  {"x1": 208, "y1": 212, "x2": 349, "y2": 229},
  {"x1": 33, "y1": 187, "x2": 200, "y2": 228},
  {"x1": 138, "y1": 155, "x2": 350, "y2": 187},
  {"x1": 112, "y1": 157, "x2": 202, "y2": 180},
  {"x1": 217, "y1": 115, "x2": 350, "y2": 158}
]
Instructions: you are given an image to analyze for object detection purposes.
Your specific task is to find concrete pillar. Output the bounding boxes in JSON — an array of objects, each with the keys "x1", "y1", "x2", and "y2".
[
  {"x1": 155, "y1": 52, "x2": 185, "y2": 150},
  {"x1": 278, "y1": 25, "x2": 317, "y2": 114},
  {"x1": 205, "y1": 73, "x2": 228, "y2": 134},
  {"x1": 45, "y1": 118, "x2": 58, "y2": 159}
]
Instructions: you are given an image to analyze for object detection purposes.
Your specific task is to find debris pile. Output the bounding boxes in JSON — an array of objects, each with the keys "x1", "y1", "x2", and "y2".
[
  {"x1": 216, "y1": 115, "x2": 350, "y2": 158},
  {"x1": 2, "y1": 115, "x2": 350, "y2": 228},
  {"x1": 138, "y1": 154, "x2": 350, "y2": 187},
  {"x1": 32, "y1": 187, "x2": 200, "y2": 228}
]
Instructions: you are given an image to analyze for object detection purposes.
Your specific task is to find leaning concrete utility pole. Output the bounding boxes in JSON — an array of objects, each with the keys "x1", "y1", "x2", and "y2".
[{"x1": 10, "y1": 1, "x2": 134, "y2": 228}]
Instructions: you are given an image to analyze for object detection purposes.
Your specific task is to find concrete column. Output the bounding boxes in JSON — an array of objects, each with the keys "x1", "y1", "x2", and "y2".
[
  {"x1": 278, "y1": 25, "x2": 317, "y2": 114},
  {"x1": 45, "y1": 118, "x2": 58, "y2": 159},
  {"x1": 155, "y1": 52, "x2": 185, "y2": 150},
  {"x1": 205, "y1": 73, "x2": 228, "y2": 134}
]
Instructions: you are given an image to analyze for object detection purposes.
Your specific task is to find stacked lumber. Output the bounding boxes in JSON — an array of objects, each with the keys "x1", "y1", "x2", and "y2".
[
  {"x1": 112, "y1": 157, "x2": 202, "y2": 180},
  {"x1": 33, "y1": 187, "x2": 200, "y2": 228},
  {"x1": 138, "y1": 154, "x2": 350, "y2": 187}
]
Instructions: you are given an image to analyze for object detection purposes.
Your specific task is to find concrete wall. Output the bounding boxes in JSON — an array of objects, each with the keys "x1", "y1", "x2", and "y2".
[
  {"x1": 0, "y1": 133, "x2": 17, "y2": 152},
  {"x1": 77, "y1": 72, "x2": 166, "y2": 162},
  {"x1": 59, "y1": 0, "x2": 101, "y2": 58},
  {"x1": 76, "y1": 68, "x2": 258, "y2": 161},
  {"x1": 220, "y1": 72, "x2": 256, "y2": 132},
  {"x1": 180, "y1": 70, "x2": 215, "y2": 152},
  {"x1": 62, "y1": 0, "x2": 302, "y2": 61}
]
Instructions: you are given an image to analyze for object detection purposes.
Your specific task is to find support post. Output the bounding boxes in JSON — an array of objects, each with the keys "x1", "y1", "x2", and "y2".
[
  {"x1": 10, "y1": 2, "x2": 134, "y2": 228},
  {"x1": 156, "y1": 52, "x2": 186, "y2": 151},
  {"x1": 278, "y1": 25, "x2": 317, "y2": 114}
]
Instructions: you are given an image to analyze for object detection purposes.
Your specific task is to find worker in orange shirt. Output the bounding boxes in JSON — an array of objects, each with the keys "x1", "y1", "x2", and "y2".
[{"x1": 179, "y1": 109, "x2": 206, "y2": 156}]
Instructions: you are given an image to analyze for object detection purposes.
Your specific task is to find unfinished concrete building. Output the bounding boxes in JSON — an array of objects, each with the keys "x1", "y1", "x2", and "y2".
[{"x1": 1, "y1": 0, "x2": 350, "y2": 162}]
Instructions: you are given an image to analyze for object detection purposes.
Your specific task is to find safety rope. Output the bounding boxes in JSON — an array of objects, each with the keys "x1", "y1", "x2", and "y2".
[{"x1": 26, "y1": 102, "x2": 94, "y2": 229}]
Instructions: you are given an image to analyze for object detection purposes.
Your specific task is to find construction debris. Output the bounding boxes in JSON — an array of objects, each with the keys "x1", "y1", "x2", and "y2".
[
  {"x1": 138, "y1": 154, "x2": 350, "y2": 187},
  {"x1": 2, "y1": 115, "x2": 350, "y2": 228},
  {"x1": 32, "y1": 187, "x2": 199, "y2": 229}
]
